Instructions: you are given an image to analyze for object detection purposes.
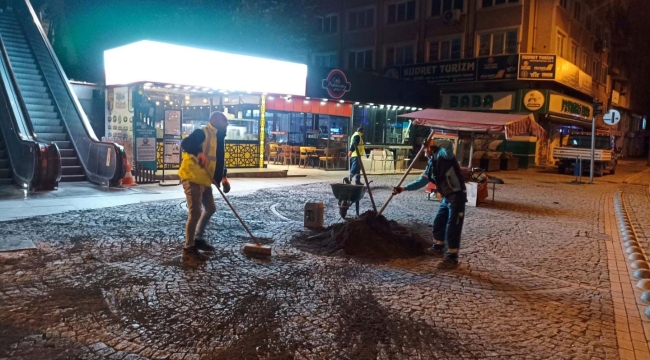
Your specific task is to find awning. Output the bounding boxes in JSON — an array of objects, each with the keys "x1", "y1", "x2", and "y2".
[{"x1": 398, "y1": 109, "x2": 546, "y2": 140}]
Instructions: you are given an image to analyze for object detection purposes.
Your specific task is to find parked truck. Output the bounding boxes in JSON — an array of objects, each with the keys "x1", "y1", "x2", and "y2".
[{"x1": 553, "y1": 132, "x2": 618, "y2": 177}]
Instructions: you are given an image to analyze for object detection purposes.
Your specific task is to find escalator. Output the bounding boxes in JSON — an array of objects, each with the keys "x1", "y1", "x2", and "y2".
[
  {"x1": 0, "y1": 28, "x2": 60, "y2": 190},
  {"x1": 0, "y1": 11, "x2": 84, "y2": 181},
  {"x1": 0, "y1": 1, "x2": 126, "y2": 186},
  {"x1": 0, "y1": 132, "x2": 12, "y2": 185}
]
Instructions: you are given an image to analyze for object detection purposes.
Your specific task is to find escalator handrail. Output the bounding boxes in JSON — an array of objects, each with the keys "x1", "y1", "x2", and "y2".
[
  {"x1": 0, "y1": 33, "x2": 60, "y2": 189},
  {"x1": 18, "y1": 0, "x2": 126, "y2": 186}
]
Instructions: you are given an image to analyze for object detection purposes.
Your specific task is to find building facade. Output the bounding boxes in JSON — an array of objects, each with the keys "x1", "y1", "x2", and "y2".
[{"x1": 309, "y1": 0, "x2": 645, "y2": 164}]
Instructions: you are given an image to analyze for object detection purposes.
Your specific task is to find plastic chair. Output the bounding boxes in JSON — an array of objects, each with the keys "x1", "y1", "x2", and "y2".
[
  {"x1": 384, "y1": 149, "x2": 395, "y2": 172},
  {"x1": 280, "y1": 145, "x2": 292, "y2": 165},
  {"x1": 318, "y1": 148, "x2": 337, "y2": 170},
  {"x1": 369, "y1": 149, "x2": 386, "y2": 172},
  {"x1": 291, "y1": 146, "x2": 301, "y2": 165},
  {"x1": 268, "y1": 143, "x2": 279, "y2": 164}
]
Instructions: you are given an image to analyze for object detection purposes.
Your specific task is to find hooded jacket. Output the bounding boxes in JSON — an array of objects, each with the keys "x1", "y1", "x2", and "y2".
[{"x1": 404, "y1": 140, "x2": 466, "y2": 197}]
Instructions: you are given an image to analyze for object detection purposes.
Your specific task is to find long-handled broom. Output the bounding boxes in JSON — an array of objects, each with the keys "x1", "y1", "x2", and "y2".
[
  {"x1": 213, "y1": 184, "x2": 272, "y2": 257},
  {"x1": 202, "y1": 164, "x2": 271, "y2": 257}
]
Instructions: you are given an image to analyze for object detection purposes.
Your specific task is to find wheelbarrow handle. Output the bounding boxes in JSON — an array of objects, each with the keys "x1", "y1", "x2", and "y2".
[{"x1": 377, "y1": 129, "x2": 436, "y2": 217}]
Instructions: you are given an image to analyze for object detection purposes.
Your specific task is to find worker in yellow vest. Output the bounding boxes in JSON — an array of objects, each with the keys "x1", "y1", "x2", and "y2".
[
  {"x1": 178, "y1": 112, "x2": 231, "y2": 263},
  {"x1": 346, "y1": 127, "x2": 365, "y2": 185}
]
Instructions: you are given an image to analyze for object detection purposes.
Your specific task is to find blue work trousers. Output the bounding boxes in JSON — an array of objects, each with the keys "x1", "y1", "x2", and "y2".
[{"x1": 432, "y1": 192, "x2": 466, "y2": 259}]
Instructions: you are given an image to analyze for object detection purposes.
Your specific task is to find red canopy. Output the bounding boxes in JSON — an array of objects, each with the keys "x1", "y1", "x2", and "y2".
[{"x1": 398, "y1": 109, "x2": 546, "y2": 140}]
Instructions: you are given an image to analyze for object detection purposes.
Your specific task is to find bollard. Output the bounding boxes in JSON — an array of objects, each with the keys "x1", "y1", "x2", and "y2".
[{"x1": 572, "y1": 156, "x2": 583, "y2": 184}]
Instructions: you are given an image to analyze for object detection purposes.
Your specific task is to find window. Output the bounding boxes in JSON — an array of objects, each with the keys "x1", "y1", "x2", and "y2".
[
  {"x1": 592, "y1": 59, "x2": 599, "y2": 78},
  {"x1": 428, "y1": 37, "x2": 462, "y2": 61},
  {"x1": 348, "y1": 49, "x2": 373, "y2": 70},
  {"x1": 385, "y1": 44, "x2": 415, "y2": 66},
  {"x1": 586, "y1": 14, "x2": 592, "y2": 33},
  {"x1": 581, "y1": 50, "x2": 588, "y2": 72},
  {"x1": 313, "y1": 53, "x2": 338, "y2": 68},
  {"x1": 559, "y1": 0, "x2": 570, "y2": 10},
  {"x1": 573, "y1": 1, "x2": 582, "y2": 20},
  {"x1": 477, "y1": 30, "x2": 518, "y2": 56},
  {"x1": 556, "y1": 32, "x2": 567, "y2": 57},
  {"x1": 387, "y1": 0, "x2": 416, "y2": 24},
  {"x1": 431, "y1": 0, "x2": 463, "y2": 16},
  {"x1": 317, "y1": 14, "x2": 338, "y2": 34},
  {"x1": 481, "y1": 0, "x2": 519, "y2": 7},
  {"x1": 569, "y1": 42, "x2": 578, "y2": 64},
  {"x1": 600, "y1": 64, "x2": 607, "y2": 83},
  {"x1": 349, "y1": 7, "x2": 375, "y2": 31}
]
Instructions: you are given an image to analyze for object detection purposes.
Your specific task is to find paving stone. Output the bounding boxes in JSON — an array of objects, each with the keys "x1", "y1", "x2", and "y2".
[{"x1": 0, "y1": 162, "x2": 648, "y2": 358}]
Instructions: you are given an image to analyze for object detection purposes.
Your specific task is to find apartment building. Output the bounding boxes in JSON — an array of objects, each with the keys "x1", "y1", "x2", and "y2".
[{"x1": 309, "y1": 0, "x2": 642, "y2": 163}]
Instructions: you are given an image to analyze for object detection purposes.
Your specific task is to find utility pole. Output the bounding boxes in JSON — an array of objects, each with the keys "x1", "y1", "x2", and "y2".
[{"x1": 591, "y1": 99, "x2": 604, "y2": 184}]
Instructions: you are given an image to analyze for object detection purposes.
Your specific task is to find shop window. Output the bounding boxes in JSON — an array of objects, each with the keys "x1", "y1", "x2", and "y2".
[
  {"x1": 348, "y1": 49, "x2": 373, "y2": 70},
  {"x1": 387, "y1": 0, "x2": 416, "y2": 24},
  {"x1": 481, "y1": 0, "x2": 519, "y2": 8},
  {"x1": 313, "y1": 53, "x2": 338, "y2": 68},
  {"x1": 477, "y1": 30, "x2": 517, "y2": 57},
  {"x1": 385, "y1": 44, "x2": 415, "y2": 66},
  {"x1": 317, "y1": 14, "x2": 338, "y2": 34},
  {"x1": 600, "y1": 64, "x2": 607, "y2": 84},
  {"x1": 427, "y1": 37, "x2": 462, "y2": 61},
  {"x1": 556, "y1": 32, "x2": 567, "y2": 58},
  {"x1": 431, "y1": 0, "x2": 463, "y2": 17},
  {"x1": 349, "y1": 7, "x2": 375, "y2": 31}
]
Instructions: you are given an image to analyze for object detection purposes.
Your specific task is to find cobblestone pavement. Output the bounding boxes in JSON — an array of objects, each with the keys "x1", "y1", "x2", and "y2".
[{"x1": 0, "y1": 161, "x2": 649, "y2": 359}]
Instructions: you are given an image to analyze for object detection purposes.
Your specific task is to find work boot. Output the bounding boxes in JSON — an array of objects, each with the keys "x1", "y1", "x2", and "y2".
[
  {"x1": 182, "y1": 246, "x2": 209, "y2": 262},
  {"x1": 436, "y1": 257, "x2": 459, "y2": 270},
  {"x1": 343, "y1": 177, "x2": 351, "y2": 184},
  {"x1": 195, "y1": 239, "x2": 215, "y2": 252},
  {"x1": 425, "y1": 246, "x2": 444, "y2": 258}
]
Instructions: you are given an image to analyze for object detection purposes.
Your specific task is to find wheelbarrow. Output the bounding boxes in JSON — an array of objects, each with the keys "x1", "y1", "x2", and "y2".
[{"x1": 330, "y1": 183, "x2": 367, "y2": 219}]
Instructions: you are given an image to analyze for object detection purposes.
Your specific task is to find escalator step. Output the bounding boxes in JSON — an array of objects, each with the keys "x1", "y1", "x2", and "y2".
[
  {"x1": 54, "y1": 142, "x2": 73, "y2": 150},
  {"x1": 19, "y1": 85, "x2": 47, "y2": 93},
  {"x1": 16, "y1": 78, "x2": 44, "y2": 87},
  {"x1": 25, "y1": 104, "x2": 54, "y2": 113},
  {"x1": 0, "y1": 150, "x2": 5, "y2": 158},
  {"x1": 5, "y1": 46, "x2": 31, "y2": 55},
  {"x1": 26, "y1": 111, "x2": 58, "y2": 119},
  {"x1": 0, "y1": 179, "x2": 13, "y2": 185},
  {"x1": 23, "y1": 98, "x2": 52, "y2": 106},
  {"x1": 5, "y1": 56, "x2": 35, "y2": 66},
  {"x1": 61, "y1": 166, "x2": 83, "y2": 176},
  {"x1": 30, "y1": 118, "x2": 60, "y2": 127},
  {"x1": 13, "y1": 72, "x2": 42, "y2": 81},
  {"x1": 20, "y1": 91, "x2": 50, "y2": 100},
  {"x1": 60, "y1": 174, "x2": 86, "y2": 182},
  {"x1": 0, "y1": 159, "x2": 8, "y2": 168},
  {"x1": 11, "y1": 62, "x2": 37, "y2": 71},
  {"x1": 12, "y1": 67, "x2": 39, "y2": 76},
  {"x1": 0, "y1": 168, "x2": 11, "y2": 178},
  {"x1": 38, "y1": 133, "x2": 67, "y2": 142},
  {"x1": 61, "y1": 157, "x2": 80, "y2": 167},
  {"x1": 33, "y1": 125, "x2": 63, "y2": 133}
]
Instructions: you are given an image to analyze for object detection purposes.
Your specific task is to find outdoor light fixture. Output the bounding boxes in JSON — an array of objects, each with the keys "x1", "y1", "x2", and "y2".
[
  {"x1": 368, "y1": 103, "x2": 374, "y2": 106},
  {"x1": 354, "y1": 102, "x2": 360, "y2": 105},
  {"x1": 203, "y1": 98, "x2": 208, "y2": 103},
  {"x1": 155, "y1": 101, "x2": 160, "y2": 105},
  {"x1": 164, "y1": 84, "x2": 172, "y2": 88},
  {"x1": 398, "y1": 106, "x2": 404, "y2": 110},
  {"x1": 169, "y1": 101, "x2": 174, "y2": 105},
  {"x1": 164, "y1": 95, "x2": 170, "y2": 101},
  {"x1": 306, "y1": 97, "x2": 310, "y2": 100},
  {"x1": 184, "y1": 95, "x2": 190, "y2": 100},
  {"x1": 224, "y1": 96, "x2": 230, "y2": 102},
  {"x1": 185, "y1": 100, "x2": 190, "y2": 104},
  {"x1": 405, "y1": 107, "x2": 411, "y2": 110},
  {"x1": 104, "y1": 40, "x2": 307, "y2": 96},
  {"x1": 419, "y1": 108, "x2": 423, "y2": 110},
  {"x1": 304, "y1": 100, "x2": 309, "y2": 104},
  {"x1": 183, "y1": 86, "x2": 191, "y2": 90},
  {"x1": 339, "y1": 100, "x2": 344, "y2": 103},
  {"x1": 322, "y1": 99, "x2": 328, "y2": 102},
  {"x1": 174, "y1": 84, "x2": 181, "y2": 88},
  {"x1": 379, "y1": 105, "x2": 384, "y2": 108}
]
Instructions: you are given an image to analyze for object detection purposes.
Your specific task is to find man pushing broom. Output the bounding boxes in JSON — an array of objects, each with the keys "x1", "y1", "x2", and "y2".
[{"x1": 178, "y1": 112, "x2": 231, "y2": 263}]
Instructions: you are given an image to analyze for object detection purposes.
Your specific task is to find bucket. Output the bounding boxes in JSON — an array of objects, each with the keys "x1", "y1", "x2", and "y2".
[{"x1": 304, "y1": 202, "x2": 324, "y2": 228}]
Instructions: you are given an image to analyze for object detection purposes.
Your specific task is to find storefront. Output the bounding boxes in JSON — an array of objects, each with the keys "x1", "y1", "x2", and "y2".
[
  {"x1": 103, "y1": 40, "x2": 308, "y2": 176},
  {"x1": 260, "y1": 66, "x2": 438, "y2": 170}
]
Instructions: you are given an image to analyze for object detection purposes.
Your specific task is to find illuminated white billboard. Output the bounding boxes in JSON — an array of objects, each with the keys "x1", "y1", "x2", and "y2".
[{"x1": 104, "y1": 40, "x2": 307, "y2": 96}]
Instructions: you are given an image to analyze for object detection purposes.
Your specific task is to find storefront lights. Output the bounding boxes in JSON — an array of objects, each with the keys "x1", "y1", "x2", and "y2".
[
  {"x1": 354, "y1": 102, "x2": 360, "y2": 105},
  {"x1": 203, "y1": 98, "x2": 208, "y2": 103},
  {"x1": 339, "y1": 100, "x2": 344, "y2": 103},
  {"x1": 104, "y1": 40, "x2": 307, "y2": 96}
]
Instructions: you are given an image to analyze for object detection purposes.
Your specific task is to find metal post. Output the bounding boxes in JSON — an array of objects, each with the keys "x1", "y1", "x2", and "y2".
[{"x1": 590, "y1": 115, "x2": 596, "y2": 184}]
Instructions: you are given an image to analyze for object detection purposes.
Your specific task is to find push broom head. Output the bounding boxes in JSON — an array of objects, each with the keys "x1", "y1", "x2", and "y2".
[{"x1": 242, "y1": 243, "x2": 272, "y2": 258}]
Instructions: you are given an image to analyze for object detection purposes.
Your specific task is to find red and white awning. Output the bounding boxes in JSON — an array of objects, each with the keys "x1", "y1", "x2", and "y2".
[{"x1": 398, "y1": 109, "x2": 546, "y2": 140}]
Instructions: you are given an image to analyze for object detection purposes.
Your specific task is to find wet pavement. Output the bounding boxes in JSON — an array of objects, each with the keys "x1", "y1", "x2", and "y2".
[{"x1": 1, "y1": 161, "x2": 649, "y2": 359}]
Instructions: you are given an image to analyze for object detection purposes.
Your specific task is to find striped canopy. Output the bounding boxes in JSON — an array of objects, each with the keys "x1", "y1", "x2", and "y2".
[{"x1": 398, "y1": 109, "x2": 547, "y2": 140}]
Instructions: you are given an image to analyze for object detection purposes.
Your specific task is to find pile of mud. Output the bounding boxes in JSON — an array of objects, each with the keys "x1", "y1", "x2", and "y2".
[{"x1": 292, "y1": 211, "x2": 430, "y2": 259}]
